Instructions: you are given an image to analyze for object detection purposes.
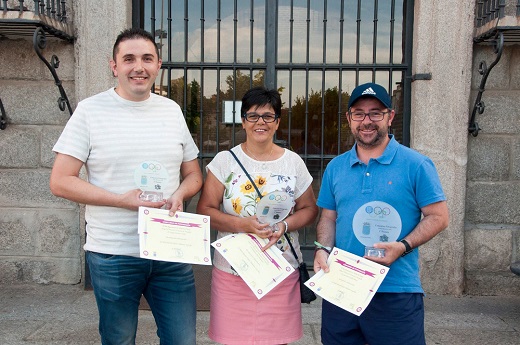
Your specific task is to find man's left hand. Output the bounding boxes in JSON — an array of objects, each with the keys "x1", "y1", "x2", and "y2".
[{"x1": 363, "y1": 241, "x2": 405, "y2": 266}]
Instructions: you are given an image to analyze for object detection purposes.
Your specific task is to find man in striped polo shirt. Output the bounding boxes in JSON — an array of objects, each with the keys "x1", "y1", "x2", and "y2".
[{"x1": 50, "y1": 28, "x2": 202, "y2": 345}]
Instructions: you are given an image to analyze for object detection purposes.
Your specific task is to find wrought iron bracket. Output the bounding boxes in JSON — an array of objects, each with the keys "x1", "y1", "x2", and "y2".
[
  {"x1": 469, "y1": 32, "x2": 504, "y2": 137},
  {"x1": 33, "y1": 27, "x2": 73, "y2": 116},
  {"x1": 409, "y1": 73, "x2": 432, "y2": 82},
  {"x1": 0, "y1": 97, "x2": 7, "y2": 130}
]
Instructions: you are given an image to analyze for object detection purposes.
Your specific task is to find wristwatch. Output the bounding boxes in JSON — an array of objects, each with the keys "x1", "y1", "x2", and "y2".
[{"x1": 400, "y1": 239, "x2": 413, "y2": 257}]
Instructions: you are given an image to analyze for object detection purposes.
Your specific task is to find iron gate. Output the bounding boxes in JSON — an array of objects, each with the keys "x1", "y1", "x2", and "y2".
[{"x1": 133, "y1": 0, "x2": 414, "y2": 261}]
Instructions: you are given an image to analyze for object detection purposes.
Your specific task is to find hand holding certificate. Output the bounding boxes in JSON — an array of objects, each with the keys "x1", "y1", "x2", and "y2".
[
  {"x1": 304, "y1": 247, "x2": 389, "y2": 316},
  {"x1": 212, "y1": 233, "x2": 295, "y2": 299},
  {"x1": 138, "y1": 207, "x2": 212, "y2": 265}
]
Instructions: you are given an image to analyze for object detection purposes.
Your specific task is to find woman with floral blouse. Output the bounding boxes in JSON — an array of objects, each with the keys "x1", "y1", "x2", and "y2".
[{"x1": 197, "y1": 86, "x2": 318, "y2": 345}]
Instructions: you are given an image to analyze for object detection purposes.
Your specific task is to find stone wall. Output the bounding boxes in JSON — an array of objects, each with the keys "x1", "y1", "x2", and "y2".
[
  {"x1": 465, "y1": 44, "x2": 520, "y2": 295},
  {"x1": 0, "y1": 37, "x2": 79, "y2": 284},
  {"x1": 0, "y1": 0, "x2": 134, "y2": 285}
]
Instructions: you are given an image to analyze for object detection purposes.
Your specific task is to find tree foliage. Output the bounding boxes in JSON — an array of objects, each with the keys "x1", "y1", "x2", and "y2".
[{"x1": 166, "y1": 72, "x2": 352, "y2": 154}]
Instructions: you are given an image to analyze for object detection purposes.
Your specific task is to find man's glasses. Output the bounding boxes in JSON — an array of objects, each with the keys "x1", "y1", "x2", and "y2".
[
  {"x1": 244, "y1": 112, "x2": 279, "y2": 123},
  {"x1": 348, "y1": 110, "x2": 389, "y2": 122}
]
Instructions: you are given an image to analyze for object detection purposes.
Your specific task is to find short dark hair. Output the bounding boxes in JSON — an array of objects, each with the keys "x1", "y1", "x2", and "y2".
[
  {"x1": 241, "y1": 86, "x2": 282, "y2": 118},
  {"x1": 112, "y1": 28, "x2": 159, "y2": 60}
]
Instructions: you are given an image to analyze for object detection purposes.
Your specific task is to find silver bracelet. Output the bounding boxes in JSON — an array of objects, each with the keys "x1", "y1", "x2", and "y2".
[{"x1": 282, "y1": 220, "x2": 289, "y2": 234}]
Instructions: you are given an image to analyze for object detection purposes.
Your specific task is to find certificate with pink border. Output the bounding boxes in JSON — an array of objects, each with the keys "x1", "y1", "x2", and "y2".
[
  {"x1": 138, "y1": 207, "x2": 212, "y2": 265},
  {"x1": 305, "y1": 247, "x2": 389, "y2": 316},
  {"x1": 212, "y1": 233, "x2": 295, "y2": 299}
]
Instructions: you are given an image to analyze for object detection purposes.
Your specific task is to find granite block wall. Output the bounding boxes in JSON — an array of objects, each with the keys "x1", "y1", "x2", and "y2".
[
  {"x1": 465, "y1": 44, "x2": 520, "y2": 295},
  {"x1": 0, "y1": 37, "x2": 80, "y2": 284}
]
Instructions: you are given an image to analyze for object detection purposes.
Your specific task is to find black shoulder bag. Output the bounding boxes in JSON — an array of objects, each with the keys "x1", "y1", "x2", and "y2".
[{"x1": 228, "y1": 149, "x2": 317, "y2": 304}]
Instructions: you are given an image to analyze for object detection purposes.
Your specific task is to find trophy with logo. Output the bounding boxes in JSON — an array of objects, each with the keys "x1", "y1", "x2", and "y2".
[
  {"x1": 352, "y1": 201, "x2": 401, "y2": 258},
  {"x1": 255, "y1": 190, "x2": 294, "y2": 226},
  {"x1": 134, "y1": 161, "x2": 168, "y2": 202}
]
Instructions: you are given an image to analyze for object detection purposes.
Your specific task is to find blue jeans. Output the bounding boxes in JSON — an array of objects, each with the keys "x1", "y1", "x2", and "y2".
[{"x1": 86, "y1": 251, "x2": 196, "y2": 345}]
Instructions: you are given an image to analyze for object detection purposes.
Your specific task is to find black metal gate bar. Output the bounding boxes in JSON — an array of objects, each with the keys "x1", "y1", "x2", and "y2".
[
  {"x1": 388, "y1": 0, "x2": 395, "y2": 89},
  {"x1": 265, "y1": 0, "x2": 276, "y2": 89},
  {"x1": 373, "y1": 0, "x2": 379, "y2": 65},
  {"x1": 402, "y1": 0, "x2": 413, "y2": 146},
  {"x1": 337, "y1": 0, "x2": 345, "y2": 156}
]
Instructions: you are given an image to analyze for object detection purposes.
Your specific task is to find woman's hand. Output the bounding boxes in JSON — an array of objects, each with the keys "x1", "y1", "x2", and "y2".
[
  {"x1": 240, "y1": 215, "x2": 272, "y2": 238},
  {"x1": 262, "y1": 222, "x2": 285, "y2": 251}
]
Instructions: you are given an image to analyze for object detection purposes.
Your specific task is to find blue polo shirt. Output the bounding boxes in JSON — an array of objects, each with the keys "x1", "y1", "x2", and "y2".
[{"x1": 317, "y1": 135, "x2": 446, "y2": 293}]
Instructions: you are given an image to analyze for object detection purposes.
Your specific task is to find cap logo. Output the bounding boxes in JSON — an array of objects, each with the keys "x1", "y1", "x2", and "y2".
[{"x1": 361, "y1": 87, "x2": 377, "y2": 96}]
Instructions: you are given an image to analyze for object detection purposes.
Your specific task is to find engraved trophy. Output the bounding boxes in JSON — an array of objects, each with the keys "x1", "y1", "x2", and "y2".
[
  {"x1": 134, "y1": 161, "x2": 168, "y2": 202},
  {"x1": 352, "y1": 201, "x2": 402, "y2": 258},
  {"x1": 256, "y1": 191, "x2": 293, "y2": 226}
]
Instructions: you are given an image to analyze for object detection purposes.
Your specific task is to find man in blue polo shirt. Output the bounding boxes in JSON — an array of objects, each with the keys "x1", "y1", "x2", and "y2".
[{"x1": 314, "y1": 82, "x2": 449, "y2": 345}]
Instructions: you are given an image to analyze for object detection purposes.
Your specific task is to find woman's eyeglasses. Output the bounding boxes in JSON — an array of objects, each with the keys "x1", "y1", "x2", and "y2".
[{"x1": 244, "y1": 112, "x2": 279, "y2": 123}]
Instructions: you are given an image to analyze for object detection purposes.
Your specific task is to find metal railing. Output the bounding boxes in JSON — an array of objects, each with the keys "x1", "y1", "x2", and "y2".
[
  {"x1": 0, "y1": 0, "x2": 73, "y2": 41},
  {"x1": 475, "y1": 0, "x2": 505, "y2": 27},
  {"x1": 475, "y1": 0, "x2": 520, "y2": 27},
  {"x1": 0, "y1": 0, "x2": 69, "y2": 22}
]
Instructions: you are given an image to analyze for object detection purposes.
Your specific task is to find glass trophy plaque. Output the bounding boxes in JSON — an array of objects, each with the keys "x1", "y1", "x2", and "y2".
[
  {"x1": 255, "y1": 191, "x2": 294, "y2": 225},
  {"x1": 352, "y1": 201, "x2": 402, "y2": 258},
  {"x1": 134, "y1": 161, "x2": 169, "y2": 203}
]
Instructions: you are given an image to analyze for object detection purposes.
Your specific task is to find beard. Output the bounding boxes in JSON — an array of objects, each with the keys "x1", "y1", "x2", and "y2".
[{"x1": 352, "y1": 123, "x2": 388, "y2": 149}]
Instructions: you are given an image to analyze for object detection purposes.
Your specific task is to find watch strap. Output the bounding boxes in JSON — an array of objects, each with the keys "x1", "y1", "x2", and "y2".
[{"x1": 400, "y1": 239, "x2": 413, "y2": 257}]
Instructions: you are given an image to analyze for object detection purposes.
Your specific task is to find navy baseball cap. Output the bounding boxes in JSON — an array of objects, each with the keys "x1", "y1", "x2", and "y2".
[{"x1": 347, "y1": 82, "x2": 392, "y2": 109}]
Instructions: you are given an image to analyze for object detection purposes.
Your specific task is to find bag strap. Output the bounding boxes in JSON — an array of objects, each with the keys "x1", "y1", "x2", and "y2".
[
  {"x1": 228, "y1": 149, "x2": 300, "y2": 262},
  {"x1": 228, "y1": 149, "x2": 262, "y2": 196},
  {"x1": 284, "y1": 232, "x2": 300, "y2": 262}
]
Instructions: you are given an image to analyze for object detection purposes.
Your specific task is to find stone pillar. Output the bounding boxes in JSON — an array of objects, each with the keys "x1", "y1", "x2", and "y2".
[
  {"x1": 73, "y1": 0, "x2": 132, "y2": 102},
  {"x1": 411, "y1": 0, "x2": 476, "y2": 294},
  {"x1": 70, "y1": 0, "x2": 132, "y2": 285}
]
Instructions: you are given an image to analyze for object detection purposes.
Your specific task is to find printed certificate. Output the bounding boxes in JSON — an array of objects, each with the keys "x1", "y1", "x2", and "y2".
[
  {"x1": 138, "y1": 207, "x2": 212, "y2": 265},
  {"x1": 305, "y1": 247, "x2": 389, "y2": 316},
  {"x1": 212, "y1": 233, "x2": 295, "y2": 299}
]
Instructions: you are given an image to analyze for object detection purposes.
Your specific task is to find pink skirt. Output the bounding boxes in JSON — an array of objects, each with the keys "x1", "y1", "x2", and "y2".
[{"x1": 209, "y1": 267, "x2": 303, "y2": 345}]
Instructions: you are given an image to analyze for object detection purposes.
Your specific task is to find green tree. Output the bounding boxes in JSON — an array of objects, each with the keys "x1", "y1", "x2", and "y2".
[{"x1": 186, "y1": 80, "x2": 200, "y2": 133}]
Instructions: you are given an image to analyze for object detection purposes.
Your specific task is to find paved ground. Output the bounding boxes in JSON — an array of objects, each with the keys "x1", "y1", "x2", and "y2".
[{"x1": 1, "y1": 283, "x2": 519, "y2": 344}]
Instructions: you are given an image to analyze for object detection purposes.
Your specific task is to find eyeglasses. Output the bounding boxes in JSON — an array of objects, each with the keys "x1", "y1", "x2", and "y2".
[
  {"x1": 244, "y1": 112, "x2": 279, "y2": 123},
  {"x1": 348, "y1": 110, "x2": 389, "y2": 122}
]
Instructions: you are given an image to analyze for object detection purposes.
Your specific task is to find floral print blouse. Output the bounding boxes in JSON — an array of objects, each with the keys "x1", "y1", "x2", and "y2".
[{"x1": 206, "y1": 145, "x2": 313, "y2": 275}]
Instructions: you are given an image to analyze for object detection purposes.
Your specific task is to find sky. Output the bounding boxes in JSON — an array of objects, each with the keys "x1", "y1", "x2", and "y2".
[{"x1": 146, "y1": 0, "x2": 405, "y2": 101}]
